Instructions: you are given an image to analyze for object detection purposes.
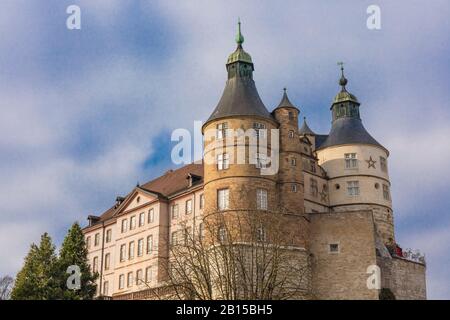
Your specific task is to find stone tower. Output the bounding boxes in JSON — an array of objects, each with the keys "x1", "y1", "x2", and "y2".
[{"x1": 315, "y1": 66, "x2": 394, "y2": 244}]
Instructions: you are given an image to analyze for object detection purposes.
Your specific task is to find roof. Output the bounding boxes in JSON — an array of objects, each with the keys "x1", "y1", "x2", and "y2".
[
  {"x1": 87, "y1": 163, "x2": 204, "y2": 227},
  {"x1": 316, "y1": 117, "x2": 385, "y2": 151},
  {"x1": 273, "y1": 89, "x2": 299, "y2": 111},
  {"x1": 204, "y1": 77, "x2": 275, "y2": 127},
  {"x1": 299, "y1": 117, "x2": 315, "y2": 135},
  {"x1": 333, "y1": 89, "x2": 359, "y2": 105}
]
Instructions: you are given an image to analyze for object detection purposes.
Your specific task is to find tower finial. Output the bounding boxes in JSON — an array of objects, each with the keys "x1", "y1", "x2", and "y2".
[
  {"x1": 236, "y1": 18, "x2": 244, "y2": 46},
  {"x1": 337, "y1": 61, "x2": 348, "y2": 91}
]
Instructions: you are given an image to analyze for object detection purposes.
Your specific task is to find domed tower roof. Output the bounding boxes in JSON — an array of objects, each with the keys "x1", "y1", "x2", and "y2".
[
  {"x1": 316, "y1": 63, "x2": 386, "y2": 152},
  {"x1": 203, "y1": 20, "x2": 275, "y2": 130},
  {"x1": 299, "y1": 117, "x2": 315, "y2": 135}
]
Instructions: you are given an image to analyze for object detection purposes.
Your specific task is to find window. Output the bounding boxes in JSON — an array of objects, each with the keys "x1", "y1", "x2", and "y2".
[
  {"x1": 199, "y1": 194, "x2": 205, "y2": 209},
  {"x1": 199, "y1": 223, "x2": 204, "y2": 240},
  {"x1": 291, "y1": 158, "x2": 297, "y2": 166},
  {"x1": 130, "y1": 216, "x2": 136, "y2": 230},
  {"x1": 120, "y1": 244, "x2": 126, "y2": 262},
  {"x1": 347, "y1": 181, "x2": 360, "y2": 196},
  {"x1": 86, "y1": 236, "x2": 91, "y2": 249},
  {"x1": 104, "y1": 253, "x2": 110, "y2": 270},
  {"x1": 171, "y1": 231, "x2": 181, "y2": 246},
  {"x1": 121, "y1": 219, "x2": 128, "y2": 233},
  {"x1": 256, "y1": 189, "x2": 268, "y2": 210},
  {"x1": 216, "y1": 122, "x2": 228, "y2": 139},
  {"x1": 92, "y1": 256, "x2": 98, "y2": 273},
  {"x1": 218, "y1": 226, "x2": 227, "y2": 242},
  {"x1": 288, "y1": 111, "x2": 294, "y2": 120},
  {"x1": 380, "y1": 157, "x2": 387, "y2": 172},
  {"x1": 217, "y1": 189, "x2": 229, "y2": 211},
  {"x1": 128, "y1": 241, "x2": 135, "y2": 260},
  {"x1": 256, "y1": 226, "x2": 266, "y2": 242},
  {"x1": 137, "y1": 238, "x2": 144, "y2": 257},
  {"x1": 329, "y1": 243, "x2": 339, "y2": 253},
  {"x1": 106, "y1": 229, "x2": 112, "y2": 243},
  {"x1": 148, "y1": 208, "x2": 154, "y2": 223},
  {"x1": 145, "y1": 267, "x2": 153, "y2": 283},
  {"x1": 256, "y1": 153, "x2": 267, "y2": 169},
  {"x1": 118, "y1": 274, "x2": 124, "y2": 290},
  {"x1": 103, "y1": 281, "x2": 109, "y2": 296},
  {"x1": 253, "y1": 122, "x2": 266, "y2": 139},
  {"x1": 171, "y1": 204, "x2": 179, "y2": 219},
  {"x1": 185, "y1": 227, "x2": 192, "y2": 244},
  {"x1": 292, "y1": 184, "x2": 298, "y2": 192},
  {"x1": 310, "y1": 160, "x2": 316, "y2": 173},
  {"x1": 288, "y1": 130, "x2": 294, "y2": 138},
  {"x1": 345, "y1": 153, "x2": 358, "y2": 169},
  {"x1": 217, "y1": 153, "x2": 229, "y2": 170},
  {"x1": 139, "y1": 212, "x2": 145, "y2": 227},
  {"x1": 94, "y1": 233, "x2": 100, "y2": 246},
  {"x1": 383, "y1": 184, "x2": 390, "y2": 200},
  {"x1": 185, "y1": 199, "x2": 192, "y2": 214},
  {"x1": 310, "y1": 178, "x2": 318, "y2": 197},
  {"x1": 136, "y1": 269, "x2": 143, "y2": 285},
  {"x1": 127, "y1": 272, "x2": 133, "y2": 287},
  {"x1": 147, "y1": 235, "x2": 153, "y2": 254}
]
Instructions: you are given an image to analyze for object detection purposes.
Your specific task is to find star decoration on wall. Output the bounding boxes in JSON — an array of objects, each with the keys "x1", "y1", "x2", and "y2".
[
  {"x1": 320, "y1": 190, "x2": 328, "y2": 202},
  {"x1": 366, "y1": 156, "x2": 377, "y2": 169}
]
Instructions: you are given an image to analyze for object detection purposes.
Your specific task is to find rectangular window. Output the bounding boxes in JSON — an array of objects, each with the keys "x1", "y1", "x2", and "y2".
[
  {"x1": 106, "y1": 229, "x2": 112, "y2": 243},
  {"x1": 291, "y1": 157, "x2": 297, "y2": 166},
  {"x1": 171, "y1": 231, "x2": 180, "y2": 246},
  {"x1": 218, "y1": 226, "x2": 226, "y2": 242},
  {"x1": 310, "y1": 178, "x2": 318, "y2": 197},
  {"x1": 94, "y1": 233, "x2": 100, "y2": 246},
  {"x1": 86, "y1": 236, "x2": 91, "y2": 249},
  {"x1": 329, "y1": 243, "x2": 339, "y2": 253},
  {"x1": 130, "y1": 216, "x2": 136, "y2": 230},
  {"x1": 128, "y1": 241, "x2": 135, "y2": 260},
  {"x1": 103, "y1": 281, "x2": 109, "y2": 296},
  {"x1": 139, "y1": 212, "x2": 145, "y2": 227},
  {"x1": 345, "y1": 153, "x2": 358, "y2": 169},
  {"x1": 199, "y1": 194, "x2": 205, "y2": 209},
  {"x1": 256, "y1": 189, "x2": 268, "y2": 210},
  {"x1": 216, "y1": 122, "x2": 228, "y2": 139},
  {"x1": 147, "y1": 235, "x2": 153, "y2": 254},
  {"x1": 256, "y1": 153, "x2": 267, "y2": 169},
  {"x1": 104, "y1": 253, "x2": 110, "y2": 270},
  {"x1": 253, "y1": 122, "x2": 266, "y2": 139},
  {"x1": 380, "y1": 157, "x2": 387, "y2": 172},
  {"x1": 217, "y1": 189, "x2": 229, "y2": 211},
  {"x1": 288, "y1": 130, "x2": 294, "y2": 138},
  {"x1": 92, "y1": 256, "x2": 98, "y2": 273},
  {"x1": 292, "y1": 184, "x2": 298, "y2": 192},
  {"x1": 383, "y1": 184, "x2": 390, "y2": 200},
  {"x1": 199, "y1": 223, "x2": 204, "y2": 240},
  {"x1": 217, "y1": 153, "x2": 229, "y2": 170},
  {"x1": 310, "y1": 160, "x2": 316, "y2": 173},
  {"x1": 121, "y1": 219, "x2": 128, "y2": 233},
  {"x1": 136, "y1": 269, "x2": 143, "y2": 285},
  {"x1": 185, "y1": 199, "x2": 192, "y2": 214},
  {"x1": 137, "y1": 238, "x2": 144, "y2": 257},
  {"x1": 120, "y1": 244, "x2": 126, "y2": 262},
  {"x1": 347, "y1": 181, "x2": 360, "y2": 196},
  {"x1": 288, "y1": 111, "x2": 294, "y2": 120},
  {"x1": 171, "y1": 204, "x2": 179, "y2": 219},
  {"x1": 127, "y1": 272, "x2": 133, "y2": 287},
  {"x1": 118, "y1": 274, "x2": 124, "y2": 289},
  {"x1": 185, "y1": 227, "x2": 192, "y2": 244},
  {"x1": 148, "y1": 208, "x2": 154, "y2": 223},
  {"x1": 145, "y1": 267, "x2": 152, "y2": 283},
  {"x1": 257, "y1": 226, "x2": 266, "y2": 242}
]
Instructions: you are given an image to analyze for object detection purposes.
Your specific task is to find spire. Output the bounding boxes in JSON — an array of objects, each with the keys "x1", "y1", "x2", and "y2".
[
  {"x1": 299, "y1": 117, "x2": 315, "y2": 135},
  {"x1": 276, "y1": 87, "x2": 298, "y2": 109},
  {"x1": 337, "y1": 61, "x2": 348, "y2": 92},
  {"x1": 236, "y1": 18, "x2": 244, "y2": 46}
]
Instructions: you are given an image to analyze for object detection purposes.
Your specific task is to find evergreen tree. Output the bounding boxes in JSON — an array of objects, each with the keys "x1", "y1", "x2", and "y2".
[
  {"x1": 11, "y1": 233, "x2": 60, "y2": 300},
  {"x1": 57, "y1": 222, "x2": 97, "y2": 299}
]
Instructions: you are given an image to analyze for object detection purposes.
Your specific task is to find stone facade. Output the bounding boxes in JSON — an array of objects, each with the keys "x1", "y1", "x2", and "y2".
[{"x1": 82, "y1": 24, "x2": 426, "y2": 300}]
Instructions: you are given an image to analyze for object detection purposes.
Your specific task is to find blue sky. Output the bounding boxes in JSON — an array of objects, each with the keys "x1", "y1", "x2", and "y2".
[{"x1": 0, "y1": 0, "x2": 449, "y2": 299}]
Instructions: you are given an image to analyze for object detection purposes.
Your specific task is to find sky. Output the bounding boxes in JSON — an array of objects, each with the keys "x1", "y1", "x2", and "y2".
[{"x1": 0, "y1": 0, "x2": 449, "y2": 299}]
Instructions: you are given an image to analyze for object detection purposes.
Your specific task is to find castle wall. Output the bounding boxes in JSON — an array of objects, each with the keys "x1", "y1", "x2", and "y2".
[
  {"x1": 378, "y1": 256, "x2": 426, "y2": 300},
  {"x1": 309, "y1": 211, "x2": 379, "y2": 300}
]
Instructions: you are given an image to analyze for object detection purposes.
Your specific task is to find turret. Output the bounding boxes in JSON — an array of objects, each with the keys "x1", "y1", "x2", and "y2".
[{"x1": 316, "y1": 64, "x2": 394, "y2": 243}]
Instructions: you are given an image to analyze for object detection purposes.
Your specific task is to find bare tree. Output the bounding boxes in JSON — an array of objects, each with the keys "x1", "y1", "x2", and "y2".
[
  {"x1": 154, "y1": 204, "x2": 311, "y2": 300},
  {"x1": 0, "y1": 275, "x2": 14, "y2": 300}
]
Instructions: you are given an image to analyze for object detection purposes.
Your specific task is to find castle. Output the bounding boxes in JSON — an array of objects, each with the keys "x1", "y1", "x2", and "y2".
[{"x1": 83, "y1": 23, "x2": 426, "y2": 300}]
